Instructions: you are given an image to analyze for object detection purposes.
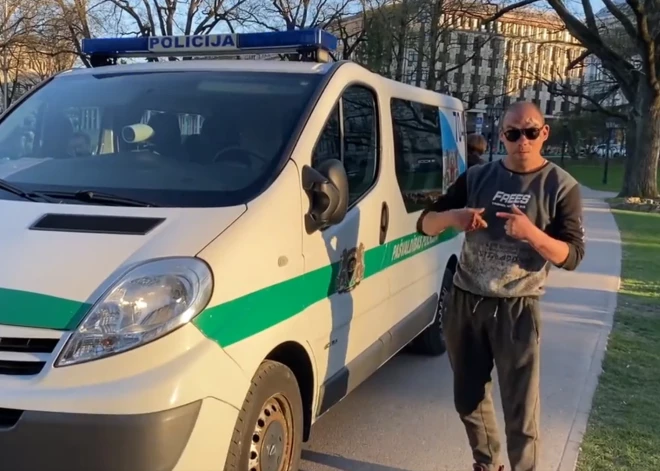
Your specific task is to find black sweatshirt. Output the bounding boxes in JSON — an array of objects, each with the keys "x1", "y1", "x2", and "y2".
[{"x1": 417, "y1": 160, "x2": 585, "y2": 298}]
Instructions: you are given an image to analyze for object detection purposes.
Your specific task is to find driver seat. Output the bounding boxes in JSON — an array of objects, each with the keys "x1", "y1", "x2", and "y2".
[
  {"x1": 147, "y1": 112, "x2": 183, "y2": 158},
  {"x1": 195, "y1": 115, "x2": 242, "y2": 164},
  {"x1": 41, "y1": 113, "x2": 74, "y2": 158}
]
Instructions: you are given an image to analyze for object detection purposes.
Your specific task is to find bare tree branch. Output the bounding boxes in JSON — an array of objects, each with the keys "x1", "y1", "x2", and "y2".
[
  {"x1": 568, "y1": 49, "x2": 591, "y2": 71},
  {"x1": 482, "y1": 0, "x2": 539, "y2": 25},
  {"x1": 545, "y1": 0, "x2": 639, "y2": 101},
  {"x1": 627, "y1": 0, "x2": 659, "y2": 91},
  {"x1": 602, "y1": 0, "x2": 638, "y2": 42},
  {"x1": 580, "y1": 0, "x2": 599, "y2": 35}
]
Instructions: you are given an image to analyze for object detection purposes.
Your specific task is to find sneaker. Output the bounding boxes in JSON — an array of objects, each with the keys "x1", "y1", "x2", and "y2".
[{"x1": 473, "y1": 465, "x2": 504, "y2": 471}]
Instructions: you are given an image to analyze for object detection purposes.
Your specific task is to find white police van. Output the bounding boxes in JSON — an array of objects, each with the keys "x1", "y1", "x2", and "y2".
[{"x1": 0, "y1": 29, "x2": 467, "y2": 471}]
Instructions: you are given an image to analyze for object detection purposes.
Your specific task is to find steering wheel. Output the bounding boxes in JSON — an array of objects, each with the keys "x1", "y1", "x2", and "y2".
[{"x1": 212, "y1": 146, "x2": 268, "y2": 168}]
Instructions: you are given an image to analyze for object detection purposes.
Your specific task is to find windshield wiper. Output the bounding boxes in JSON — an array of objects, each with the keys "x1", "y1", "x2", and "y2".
[
  {"x1": 40, "y1": 190, "x2": 159, "y2": 207},
  {"x1": 0, "y1": 179, "x2": 51, "y2": 203}
]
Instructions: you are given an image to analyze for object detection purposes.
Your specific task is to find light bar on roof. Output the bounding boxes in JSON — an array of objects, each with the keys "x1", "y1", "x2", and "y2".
[{"x1": 81, "y1": 29, "x2": 337, "y2": 62}]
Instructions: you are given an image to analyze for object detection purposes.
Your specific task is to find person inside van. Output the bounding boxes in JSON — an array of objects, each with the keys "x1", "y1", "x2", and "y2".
[
  {"x1": 466, "y1": 133, "x2": 487, "y2": 167},
  {"x1": 67, "y1": 131, "x2": 92, "y2": 157},
  {"x1": 416, "y1": 102, "x2": 585, "y2": 471}
]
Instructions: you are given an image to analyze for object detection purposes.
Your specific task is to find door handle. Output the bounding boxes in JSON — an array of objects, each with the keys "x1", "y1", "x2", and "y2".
[{"x1": 379, "y1": 201, "x2": 389, "y2": 245}]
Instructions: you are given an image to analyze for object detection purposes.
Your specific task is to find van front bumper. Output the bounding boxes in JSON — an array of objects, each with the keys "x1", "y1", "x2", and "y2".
[
  {"x1": 0, "y1": 397, "x2": 239, "y2": 471},
  {"x1": 0, "y1": 324, "x2": 246, "y2": 470},
  {"x1": 0, "y1": 400, "x2": 200, "y2": 471}
]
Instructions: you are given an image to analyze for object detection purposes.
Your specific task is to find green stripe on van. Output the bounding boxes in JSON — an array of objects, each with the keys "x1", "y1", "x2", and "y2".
[
  {"x1": 0, "y1": 229, "x2": 459, "y2": 342},
  {"x1": 193, "y1": 229, "x2": 459, "y2": 347},
  {"x1": 0, "y1": 289, "x2": 90, "y2": 331}
]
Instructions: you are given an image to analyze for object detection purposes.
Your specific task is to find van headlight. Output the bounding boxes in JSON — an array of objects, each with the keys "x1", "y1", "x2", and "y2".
[{"x1": 56, "y1": 257, "x2": 213, "y2": 367}]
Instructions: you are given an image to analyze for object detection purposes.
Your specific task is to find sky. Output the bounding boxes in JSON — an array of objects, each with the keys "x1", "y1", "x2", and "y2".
[
  {"x1": 524, "y1": 0, "x2": 608, "y2": 19},
  {"x1": 564, "y1": 0, "x2": 607, "y2": 16}
]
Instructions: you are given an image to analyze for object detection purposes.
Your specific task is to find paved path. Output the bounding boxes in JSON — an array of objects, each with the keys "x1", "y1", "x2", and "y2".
[{"x1": 301, "y1": 187, "x2": 621, "y2": 471}]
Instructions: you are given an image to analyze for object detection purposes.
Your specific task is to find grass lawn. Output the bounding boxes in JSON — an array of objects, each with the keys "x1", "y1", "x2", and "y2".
[
  {"x1": 576, "y1": 209, "x2": 660, "y2": 470},
  {"x1": 554, "y1": 158, "x2": 660, "y2": 193}
]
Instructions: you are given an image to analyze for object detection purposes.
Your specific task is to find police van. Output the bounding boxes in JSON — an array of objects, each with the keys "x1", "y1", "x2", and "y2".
[{"x1": 0, "y1": 29, "x2": 467, "y2": 471}]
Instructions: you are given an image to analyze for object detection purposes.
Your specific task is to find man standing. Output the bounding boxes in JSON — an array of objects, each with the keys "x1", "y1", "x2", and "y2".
[{"x1": 417, "y1": 102, "x2": 585, "y2": 471}]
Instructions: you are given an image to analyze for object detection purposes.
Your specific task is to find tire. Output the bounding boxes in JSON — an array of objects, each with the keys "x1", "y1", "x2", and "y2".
[
  {"x1": 409, "y1": 266, "x2": 453, "y2": 356},
  {"x1": 224, "y1": 360, "x2": 304, "y2": 471}
]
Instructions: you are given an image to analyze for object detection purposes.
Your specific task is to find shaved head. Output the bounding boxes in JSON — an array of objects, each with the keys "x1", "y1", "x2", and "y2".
[
  {"x1": 499, "y1": 101, "x2": 550, "y2": 170},
  {"x1": 500, "y1": 102, "x2": 545, "y2": 131}
]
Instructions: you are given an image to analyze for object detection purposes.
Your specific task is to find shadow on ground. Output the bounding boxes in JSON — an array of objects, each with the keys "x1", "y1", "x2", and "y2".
[{"x1": 301, "y1": 450, "x2": 416, "y2": 471}]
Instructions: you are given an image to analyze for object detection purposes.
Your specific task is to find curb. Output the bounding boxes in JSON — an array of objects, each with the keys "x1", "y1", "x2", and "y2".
[{"x1": 555, "y1": 195, "x2": 622, "y2": 471}]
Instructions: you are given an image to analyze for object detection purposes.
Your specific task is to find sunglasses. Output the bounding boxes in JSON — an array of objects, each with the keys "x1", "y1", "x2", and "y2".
[{"x1": 503, "y1": 127, "x2": 542, "y2": 142}]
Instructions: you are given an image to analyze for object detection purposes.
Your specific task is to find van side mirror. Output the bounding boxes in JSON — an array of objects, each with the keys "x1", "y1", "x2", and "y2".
[{"x1": 302, "y1": 159, "x2": 349, "y2": 234}]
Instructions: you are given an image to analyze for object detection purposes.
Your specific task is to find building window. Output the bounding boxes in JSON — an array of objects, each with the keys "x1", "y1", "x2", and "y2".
[{"x1": 546, "y1": 99, "x2": 554, "y2": 115}]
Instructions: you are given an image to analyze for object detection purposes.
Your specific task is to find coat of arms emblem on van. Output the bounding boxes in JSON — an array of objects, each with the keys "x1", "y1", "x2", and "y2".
[{"x1": 336, "y1": 243, "x2": 366, "y2": 294}]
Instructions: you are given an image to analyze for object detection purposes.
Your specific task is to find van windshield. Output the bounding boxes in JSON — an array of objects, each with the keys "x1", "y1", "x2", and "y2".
[{"x1": 0, "y1": 70, "x2": 322, "y2": 207}]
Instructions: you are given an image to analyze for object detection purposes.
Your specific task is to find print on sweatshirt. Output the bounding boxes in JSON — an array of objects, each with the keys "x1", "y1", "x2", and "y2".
[{"x1": 417, "y1": 160, "x2": 585, "y2": 298}]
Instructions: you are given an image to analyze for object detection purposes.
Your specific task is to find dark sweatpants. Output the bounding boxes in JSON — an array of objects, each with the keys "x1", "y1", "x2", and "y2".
[{"x1": 444, "y1": 285, "x2": 541, "y2": 471}]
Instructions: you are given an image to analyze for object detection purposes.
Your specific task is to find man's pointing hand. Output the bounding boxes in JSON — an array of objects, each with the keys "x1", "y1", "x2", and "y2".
[
  {"x1": 496, "y1": 205, "x2": 535, "y2": 240},
  {"x1": 452, "y1": 208, "x2": 488, "y2": 232}
]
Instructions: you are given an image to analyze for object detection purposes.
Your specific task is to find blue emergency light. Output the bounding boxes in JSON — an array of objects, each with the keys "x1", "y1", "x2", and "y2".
[{"x1": 81, "y1": 29, "x2": 338, "y2": 66}]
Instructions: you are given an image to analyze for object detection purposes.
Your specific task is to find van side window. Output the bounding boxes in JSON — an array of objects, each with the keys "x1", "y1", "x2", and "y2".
[
  {"x1": 390, "y1": 98, "x2": 443, "y2": 213},
  {"x1": 312, "y1": 86, "x2": 378, "y2": 206},
  {"x1": 342, "y1": 87, "x2": 378, "y2": 204},
  {"x1": 312, "y1": 104, "x2": 340, "y2": 165}
]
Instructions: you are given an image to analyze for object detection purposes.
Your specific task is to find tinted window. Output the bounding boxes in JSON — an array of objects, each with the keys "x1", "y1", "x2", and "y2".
[
  {"x1": 312, "y1": 85, "x2": 378, "y2": 206},
  {"x1": 313, "y1": 104, "x2": 340, "y2": 166},
  {"x1": 391, "y1": 98, "x2": 443, "y2": 213},
  {"x1": 342, "y1": 87, "x2": 378, "y2": 204},
  {"x1": 0, "y1": 71, "x2": 321, "y2": 207}
]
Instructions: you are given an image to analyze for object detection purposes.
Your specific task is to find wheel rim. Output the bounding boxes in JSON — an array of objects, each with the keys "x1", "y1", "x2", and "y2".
[{"x1": 248, "y1": 393, "x2": 295, "y2": 471}]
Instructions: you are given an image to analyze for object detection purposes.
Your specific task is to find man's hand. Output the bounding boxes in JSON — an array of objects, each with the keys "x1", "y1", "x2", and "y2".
[
  {"x1": 451, "y1": 208, "x2": 488, "y2": 232},
  {"x1": 497, "y1": 204, "x2": 577, "y2": 268},
  {"x1": 420, "y1": 208, "x2": 488, "y2": 236},
  {"x1": 496, "y1": 205, "x2": 535, "y2": 241}
]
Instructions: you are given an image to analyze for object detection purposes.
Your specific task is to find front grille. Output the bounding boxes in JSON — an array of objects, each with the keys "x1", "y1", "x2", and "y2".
[
  {"x1": 0, "y1": 337, "x2": 59, "y2": 353},
  {"x1": 0, "y1": 407, "x2": 23, "y2": 429},
  {"x1": 0, "y1": 336, "x2": 59, "y2": 376},
  {"x1": 0, "y1": 359, "x2": 47, "y2": 375}
]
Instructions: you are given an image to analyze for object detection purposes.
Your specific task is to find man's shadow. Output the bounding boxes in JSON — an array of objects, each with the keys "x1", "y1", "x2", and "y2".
[
  {"x1": 302, "y1": 450, "x2": 415, "y2": 471},
  {"x1": 318, "y1": 206, "x2": 360, "y2": 412}
]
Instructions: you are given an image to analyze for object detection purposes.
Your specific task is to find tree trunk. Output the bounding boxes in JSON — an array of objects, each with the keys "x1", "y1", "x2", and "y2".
[
  {"x1": 620, "y1": 119, "x2": 636, "y2": 196},
  {"x1": 393, "y1": 1, "x2": 409, "y2": 82},
  {"x1": 619, "y1": 93, "x2": 660, "y2": 198},
  {"x1": 425, "y1": 0, "x2": 441, "y2": 91},
  {"x1": 414, "y1": 23, "x2": 425, "y2": 87}
]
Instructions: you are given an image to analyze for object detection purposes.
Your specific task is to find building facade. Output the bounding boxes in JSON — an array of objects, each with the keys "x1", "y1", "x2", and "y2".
[{"x1": 334, "y1": 3, "x2": 588, "y2": 139}]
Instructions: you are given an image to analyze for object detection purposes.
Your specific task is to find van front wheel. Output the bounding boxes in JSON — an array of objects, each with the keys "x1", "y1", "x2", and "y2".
[{"x1": 224, "y1": 360, "x2": 303, "y2": 471}]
